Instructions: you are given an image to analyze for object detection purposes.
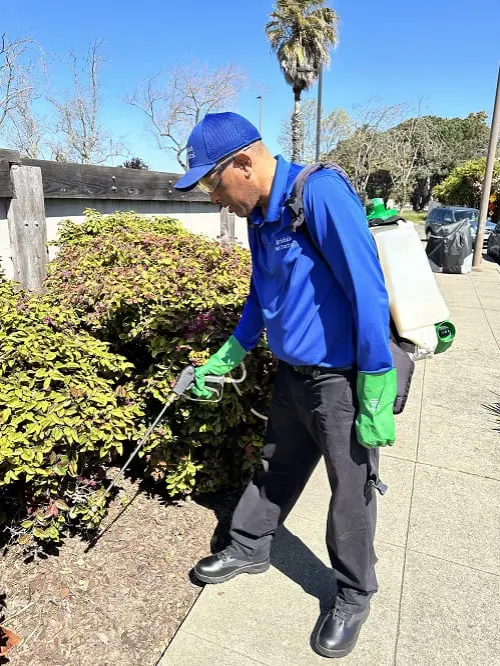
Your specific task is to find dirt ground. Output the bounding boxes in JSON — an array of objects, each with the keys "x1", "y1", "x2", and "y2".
[{"x1": 0, "y1": 473, "x2": 236, "y2": 666}]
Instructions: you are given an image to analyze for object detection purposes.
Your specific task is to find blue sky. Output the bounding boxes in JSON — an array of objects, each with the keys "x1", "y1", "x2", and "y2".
[{"x1": 3, "y1": 0, "x2": 500, "y2": 171}]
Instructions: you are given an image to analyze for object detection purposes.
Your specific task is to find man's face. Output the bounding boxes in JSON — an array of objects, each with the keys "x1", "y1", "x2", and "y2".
[{"x1": 201, "y1": 150, "x2": 261, "y2": 218}]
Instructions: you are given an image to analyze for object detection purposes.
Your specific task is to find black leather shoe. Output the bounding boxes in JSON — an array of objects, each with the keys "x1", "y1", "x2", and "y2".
[
  {"x1": 315, "y1": 603, "x2": 370, "y2": 658},
  {"x1": 194, "y1": 547, "x2": 270, "y2": 585}
]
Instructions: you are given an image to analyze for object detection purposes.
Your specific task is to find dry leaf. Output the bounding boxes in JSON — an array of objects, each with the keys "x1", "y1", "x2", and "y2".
[{"x1": 0, "y1": 626, "x2": 22, "y2": 655}]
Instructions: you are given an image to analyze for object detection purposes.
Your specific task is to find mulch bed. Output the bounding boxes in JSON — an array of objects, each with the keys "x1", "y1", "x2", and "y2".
[{"x1": 0, "y1": 472, "x2": 236, "y2": 666}]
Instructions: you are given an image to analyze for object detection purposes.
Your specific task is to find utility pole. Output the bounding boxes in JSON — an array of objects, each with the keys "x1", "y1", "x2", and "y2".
[
  {"x1": 257, "y1": 96, "x2": 263, "y2": 136},
  {"x1": 315, "y1": 64, "x2": 323, "y2": 161},
  {"x1": 473, "y1": 64, "x2": 500, "y2": 269}
]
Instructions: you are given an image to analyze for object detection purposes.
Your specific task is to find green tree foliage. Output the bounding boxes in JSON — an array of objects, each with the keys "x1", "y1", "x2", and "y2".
[
  {"x1": 329, "y1": 109, "x2": 490, "y2": 209},
  {"x1": 432, "y1": 158, "x2": 500, "y2": 221},
  {"x1": 121, "y1": 157, "x2": 149, "y2": 169}
]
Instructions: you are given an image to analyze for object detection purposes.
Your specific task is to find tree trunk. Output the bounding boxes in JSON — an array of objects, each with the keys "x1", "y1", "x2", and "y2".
[{"x1": 292, "y1": 87, "x2": 303, "y2": 163}]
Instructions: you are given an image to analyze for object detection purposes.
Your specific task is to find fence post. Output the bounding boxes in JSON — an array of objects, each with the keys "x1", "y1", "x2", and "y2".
[
  {"x1": 7, "y1": 164, "x2": 49, "y2": 292},
  {"x1": 219, "y1": 207, "x2": 236, "y2": 245}
]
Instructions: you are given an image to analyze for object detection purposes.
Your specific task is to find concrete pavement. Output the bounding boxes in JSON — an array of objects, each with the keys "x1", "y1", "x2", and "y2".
[{"x1": 160, "y1": 259, "x2": 500, "y2": 666}]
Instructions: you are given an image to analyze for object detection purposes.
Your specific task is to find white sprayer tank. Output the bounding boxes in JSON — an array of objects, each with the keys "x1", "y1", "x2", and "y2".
[{"x1": 371, "y1": 219, "x2": 450, "y2": 357}]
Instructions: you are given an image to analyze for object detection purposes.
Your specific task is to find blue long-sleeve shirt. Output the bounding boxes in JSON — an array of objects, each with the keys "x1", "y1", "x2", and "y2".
[{"x1": 233, "y1": 156, "x2": 393, "y2": 374}]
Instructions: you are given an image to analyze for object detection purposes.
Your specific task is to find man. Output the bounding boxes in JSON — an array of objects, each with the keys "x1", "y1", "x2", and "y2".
[{"x1": 174, "y1": 112, "x2": 396, "y2": 659}]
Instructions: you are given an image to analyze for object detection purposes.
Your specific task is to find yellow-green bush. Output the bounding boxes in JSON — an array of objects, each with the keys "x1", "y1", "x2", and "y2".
[
  {"x1": 0, "y1": 210, "x2": 274, "y2": 549},
  {"x1": 0, "y1": 281, "x2": 142, "y2": 548}
]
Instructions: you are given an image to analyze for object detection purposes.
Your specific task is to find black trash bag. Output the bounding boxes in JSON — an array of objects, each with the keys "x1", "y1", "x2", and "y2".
[
  {"x1": 426, "y1": 219, "x2": 473, "y2": 274},
  {"x1": 487, "y1": 225, "x2": 500, "y2": 263}
]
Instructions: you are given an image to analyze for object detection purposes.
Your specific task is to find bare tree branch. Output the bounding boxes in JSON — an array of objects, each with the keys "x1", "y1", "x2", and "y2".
[
  {"x1": 279, "y1": 98, "x2": 352, "y2": 162},
  {"x1": 0, "y1": 33, "x2": 49, "y2": 158},
  {"x1": 127, "y1": 61, "x2": 246, "y2": 171},
  {"x1": 3, "y1": 85, "x2": 44, "y2": 158},
  {"x1": 0, "y1": 33, "x2": 39, "y2": 131},
  {"x1": 47, "y1": 39, "x2": 126, "y2": 164},
  {"x1": 332, "y1": 101, "x2": 408, "y2": 202},
  {"x1": 382, "y1": 101, "x2": 425, "y2": 205}
]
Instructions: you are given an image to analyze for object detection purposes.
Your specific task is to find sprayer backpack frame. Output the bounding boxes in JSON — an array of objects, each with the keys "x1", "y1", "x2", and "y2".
[{"x1": 285, "y1": 161, "x2": 415, "y2": 415}]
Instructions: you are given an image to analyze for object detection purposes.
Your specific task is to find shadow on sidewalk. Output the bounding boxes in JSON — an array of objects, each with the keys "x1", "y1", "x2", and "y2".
[
  {"x1": 194, "y1": 495, "x2": 337, "y2": 614},
  {"x1": 271, "y1": 526, "x2": 337, "y2": 615}
]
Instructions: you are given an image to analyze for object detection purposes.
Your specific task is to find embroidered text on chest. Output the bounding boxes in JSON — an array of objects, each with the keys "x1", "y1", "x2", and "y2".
[{"x1": 275, "y1": 235, "x2": 297, "y2": 251}]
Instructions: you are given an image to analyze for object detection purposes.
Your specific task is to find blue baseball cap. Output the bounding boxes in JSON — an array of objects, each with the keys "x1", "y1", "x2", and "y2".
[{"x1": 174, "y1": 112, "x2": 261, "y2": 191}]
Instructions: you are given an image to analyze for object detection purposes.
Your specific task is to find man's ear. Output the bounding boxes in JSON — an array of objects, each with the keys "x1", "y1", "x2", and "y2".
[{"x1": 233, "y1": 151, "x2": 253, "y2": 172}]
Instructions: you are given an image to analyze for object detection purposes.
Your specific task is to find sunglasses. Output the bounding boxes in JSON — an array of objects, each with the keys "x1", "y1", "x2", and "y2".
[{"x1": 198, "y1": 145, "x2": 252, "y2": 194}]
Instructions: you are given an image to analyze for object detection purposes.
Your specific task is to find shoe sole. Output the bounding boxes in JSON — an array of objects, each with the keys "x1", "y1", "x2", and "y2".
[
  {"x1": 314, "y1": 611, "x2": 369, "y2": 659},
  {"x1": 194, "y1": 560, "x2": 270, "y2": 585}
]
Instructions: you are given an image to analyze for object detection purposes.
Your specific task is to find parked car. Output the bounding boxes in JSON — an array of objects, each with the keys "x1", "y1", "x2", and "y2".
[
  {"x1": 487, "y1": 222, "x2": 500, "y2": 262},
  {"x1": 425, "y1": 206, "x2": 496, "y2": 248}
]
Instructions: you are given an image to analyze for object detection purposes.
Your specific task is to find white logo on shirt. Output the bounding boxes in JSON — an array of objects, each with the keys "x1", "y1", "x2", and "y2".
[{"x1": 275, "y1": 235, "x2": 296, "y2": 251}]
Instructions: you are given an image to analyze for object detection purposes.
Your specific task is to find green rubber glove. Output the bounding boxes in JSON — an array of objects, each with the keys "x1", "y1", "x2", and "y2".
[
  {"x1": 355, "y1": 369, "x2": 397, "y2": 448},
  {"x1": 192, "y1": 335, "x2": 247, "y2": 399}
]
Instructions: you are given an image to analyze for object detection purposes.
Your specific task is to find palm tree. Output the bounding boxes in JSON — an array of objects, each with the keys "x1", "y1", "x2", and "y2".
[{"x1": 266, "y1": 0, "x2": 339, "y2": 162}]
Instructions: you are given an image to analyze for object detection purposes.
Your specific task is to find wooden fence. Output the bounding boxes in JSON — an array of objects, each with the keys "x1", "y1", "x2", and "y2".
[{"x1": 0, "y1": 149, "x2": 237, "y2": 291}]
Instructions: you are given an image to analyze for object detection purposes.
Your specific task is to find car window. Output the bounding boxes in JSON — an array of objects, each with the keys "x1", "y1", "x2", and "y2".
[
  {"x1": 443, "y1": 210, "x2": 454, "y2": 223},
  {"x1": 433, "y1": 209, "x2": 445, "y2": 223},
  {"x1": 455, "y1": 210, "x2": 478, "y2": 222},
  {"x1": 496, "y1": 223, "x2": 500, "y2": 232}
]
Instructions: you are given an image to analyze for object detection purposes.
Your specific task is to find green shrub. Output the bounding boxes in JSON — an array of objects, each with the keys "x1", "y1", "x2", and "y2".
[
  {"x1": 0, "y1": 209, "x2": 274, "y2": 550},
  {"x1": 0, "y1": 281, "x2": 143, "y2": 548},
  {"x1": 432, "y1": 158, "x2": 500, "y2": 221},
  {"x1": 46, "y1": 210, "x2": 274, "y2": 497}
]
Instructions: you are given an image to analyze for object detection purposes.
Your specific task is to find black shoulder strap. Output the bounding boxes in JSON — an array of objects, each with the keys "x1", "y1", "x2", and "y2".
[
  {"x1": 286, "y1": 165, "x2": 415, "y2": 414},
  {"x1": 286, "y1": 161, "x2": 349, "y2": 232}
]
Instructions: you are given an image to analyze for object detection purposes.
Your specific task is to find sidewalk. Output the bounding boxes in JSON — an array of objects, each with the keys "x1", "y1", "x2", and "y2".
[{"x1": 160, "y1": 259, "x2": 500, "y2": 666}]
